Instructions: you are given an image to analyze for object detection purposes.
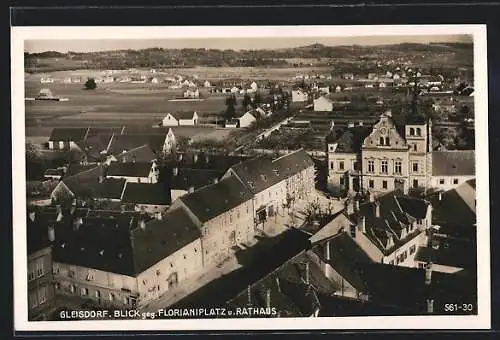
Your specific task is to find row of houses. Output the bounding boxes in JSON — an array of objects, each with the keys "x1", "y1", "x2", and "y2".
[{"x1": 27, "y1": 149, "x2": 316, "y2": 318}]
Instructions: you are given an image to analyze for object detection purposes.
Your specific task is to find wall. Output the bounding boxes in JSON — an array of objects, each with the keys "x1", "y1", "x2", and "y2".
[
  {"x1": 382, "y1": 231, "x2": 428, "y2": 267},
  {"x1": 414, "y1": 260, "x2": 463, "y2": 274},
  {"x1": 50, "y1": 181, "x2": 74, "y2": 202},
  {"x1": 362, "y1": 148, "x2": 409, "y2": 194},
  {"x1": 171, "y1": 189, "x2": 188, "y2": 203},
  {"x1": 28, "y1": 247, "x2": 55, "y2": 320},
  {"x1": 136, "y1": 238, "x2": 203, "y2": 307},
  {"x1": 201, "y1": 200, "x2": 254, "y2": 268},
  {"x1": 162, "y1": 115, "x2": 179, "y2": 127},
  {"x1": 107, "y1": 175, "x2": 154, "y2": 184},
  {"x1": 313, "y1": 98, "x2": 332, "y2": 112},
  {"x1": 429, "y1": 175, "x2": 475, "y2": 192},
  {"x1": 134, "y1": 204, "x2": 168, "y2": 215},
  {"x1": 327, "y1": 152, "x2": 359, "y2": 191},
  {"x1": 350, "y1": 226, "x2": 384, "y2": 262},
  {"x1": 239, "y1": 114, "x2": 257, "y2": 128},
  {"x1": 53, "y1": 262, "x2": 138, "y2": 308}
]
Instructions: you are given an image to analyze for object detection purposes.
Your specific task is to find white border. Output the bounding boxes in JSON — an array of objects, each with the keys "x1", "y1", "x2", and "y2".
[{"x1": 12, "y1": 25, "x2": 490, "y2": 331}]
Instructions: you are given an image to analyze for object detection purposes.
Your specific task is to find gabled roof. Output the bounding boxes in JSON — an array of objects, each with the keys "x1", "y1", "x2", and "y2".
[
  {"x1": 108, "y1": 134, "x2": 166, "y2": 155},
  {"x1": 59, "y1": 165, "x2": 105, "y2": 197},
  {"x1": 179, "y1": 176, "x2": 253, "y2": 223},
  {"x1": 49, "y1": 206, "x2": 200, "y2": 277},
  {"x1": 113, "y1": 145, "x2": 158, "y2": 164},
  {"x1": 121, "y1": 182, "x2": 171, "y2": 206},
  {"x1": 229, "y1": 149, "x2": 314, "y2": 194},
  {"x1": 86, "y1": 127, "x2": 124, "y2": 139},
  {"x1": 67, "y1": 164, "x2": 98, "y2": 176},
  {"x1": 170, "y1": 112, "x2": 196, "y2": 120},
  {"x1": 75, "y1": 135, "x2": 112, "y2": 161},
  {"x1": 49, "y1": 128, "x2": 89, "y2": 142},
  {"x1": 428, "y1": 188, "x2": 476, "y2": 229},
  {"x1": 327, "y1": 126, "x2": 372, "y2": 153},
  {"x1": 107, "y1": 162, "x2": 153, "y2": 178},
  {"x1": 414, "y1": 236, "x2": 477, "y2": 271},
  {"x1": 432, "y1": 150, "x2": 475, "y2": 176},
  {"x1": 170, "y1": 168, "x2": 221, "y2": 191},
  {"x1": 173, "y1": 152, "x2": 248, "y2": 172}
]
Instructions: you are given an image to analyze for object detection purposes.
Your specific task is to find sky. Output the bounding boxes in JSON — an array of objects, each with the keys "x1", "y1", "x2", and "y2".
[{"x1": 24, "y1": 35, "x2": 472, "y2": 53}]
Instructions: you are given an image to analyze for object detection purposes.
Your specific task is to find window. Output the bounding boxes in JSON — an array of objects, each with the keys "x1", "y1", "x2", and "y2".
[
  {"x1": 416, "y1": 128, "x2": 422, "y2": 136},
  {"x1": 382, "y1": 180, "x2": 388, "y2": 189},
  {"x1": 413, "y1": 144, "x2": 417, "y2": 152},
  {"x1": 410, "y1": 245, "x2": 416, "y2": 255},
  {"x1": 389, "y1": 260, "x2": 394, "y2": 265},
  {"x1": 385, "y1": 137, "x2": 390, "y2": 146},
  {"x1": 409, "y1": 128, "x2": 415, "y2": 136},
  {"x1": 28, "y1": 270, "x2": 35, "y2": 282},
  {"x1": 369, "y1": 180, "x2": 374, "y2": 188},
  {"x1": 70, "y1": 285, "x2": 75, "y2": 294},
  {"x1": 379, "y1": 137, "x2": 384, "y2": 145},
  {"x1": 95, "y1": 290, "x2": 101, "y2": 298},
  {"x1": 339, "y1": 161, "x2": 344, "y2": 170},
  {"x1": 36, "y1": 262, "x2": 44, "y2": 278},
  {"x1": 381, "y1": 160, "x2": 388, "y2": 174},
  {"x1": 453, "y1": 178, "x2": 459, "y2": 184},
  {"x1": 183, "y1": 255, "x2": 187, "y2": 260},
  {"x1": 39, "y1": 286, "x2": 47, "y2": 304},
  {"x1": 156, "y1": 270, "x2": 161, "y2": 276},
  {"x1": 394, "y1": 161, "x2": 402, "y2": 175},
  {"x1": 194, "y1": 248, "x2": 197, "y2": 253},
  {"x1": 109, "y1": 293, "x2": 114, "y2": 301},
  {"x1": 368, "y1": 160, "x2": 375, "y2": 173},
  {"x1": 340, "y1": 177, "x2": 344, "y2": 186},
  {"x1": 81, "y1": 287, "x2": 88, "y2": 296},
  {"x1": 329, "y1": 162, "x2": 334, "y2": 170},
  {"x1": 329, "y1": 145, "x2": 334, "y2": 151},
  {"x1": 353, "y1": 161, "x2": 359, "y2": 170},
  {"x1": 349, "y1": 225, "x2": 356, "y2": 238},
  {"x1": 412, "y1": 162, "x2": 419, "y2": 173},
  {"x1": 439, "y1": 178, "x2": 445, "y2": 185},
  {"x1": 86, "y1": 271, "x2": 94, "y2": 281},
  {"x1": 416, "y1": 219, "x2": 422, "y2": 225},
  {"x1": 413, "y1": 179, "x2": 419, "y2": 188}
]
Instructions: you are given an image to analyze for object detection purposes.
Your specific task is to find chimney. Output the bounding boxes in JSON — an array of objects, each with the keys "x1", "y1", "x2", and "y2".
[
  {"x1": 354, "y1": 199, "x2": 360, "y2": 212},
  {"x1": 48, "y1": 225, "x2": 55, "y2": 242},
  {"x1": 275, "y1": 277, "x2": 281, "y2": 292},
  {"x1": 132, "y1": 155, "x2": 136, "y2": 163},
  {"x1": 247, "y1": 285, "x2": 252, "y2": 306},
  {"x1": 325, "y1": 240, "x2": 331, "y2": 261},
  {"x1": 348, "y1": 122, "x2": 354, "y2": 128},
  {"x1": 173, "y1": 167, "x2": 178, "y2": 176},
  {"x1": 425, "y1": 263, "x2": 433, "y2": 285},
  {"x1": 426, "y1": 299, "x2": 434, "y2": 314},
  {"x1": 156, "y1": 211, "x2": 163, "y2": 220},
  {"x1": 72, "y1": 198, "x2": 77, "y2": 207},
  {"x1": 28, "y1": 211, "x2": 36, "y2": 223},
  {"x1": 98, "y1": 176, "x2": 104, "y2": 184},
  {"x1": 358, "y1": 121, "x2": 364, "y2": 126},
  {"x1": 178, "y1": 153, "x2": 183, "y2": 161},
  {"x1": 213, "y1": 177, "x2": 219, "y2": 184},
  {"x1": 438, "y1": 191, "x2": 443, "y2": 201},
  {"x1": 346, "y1": 200, "x2": 354, "y2": 215},
  {"x1": 56, "y1": 205, "x2": 63, "y2": 222},
  {"x1": 375, "y1": 201, "x2": 381, "y2": 218},
  {"x1": 193, "y1": 153, "x2": 198, "y2": 163},
  {"x1": 266, "y1": 288, "x2": 271, "y2": 310},
  {"x1": 205, "y1": 154, "x2": 210, "y2": 164},
  {"x1": 305, "y1": 262, "x2": 310, "y2": 285},
  {"x1": 369, "y1": 191, "x2": 375, "y2": 203},
  {"x1": 122, "y1": 156, "x2": 127, "y2": 163},
  {"x1": 188, "y1": 187, "x2": 195, "y2": 194}
]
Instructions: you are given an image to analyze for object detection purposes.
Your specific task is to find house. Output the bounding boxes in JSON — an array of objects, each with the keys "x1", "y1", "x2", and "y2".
[
  {"x1": 250, "y1": 81, "x2": 258, "y2": 91},
  {"x1": 342, "y1": 192, "x2": 432, "y2": 267},
  {"x1": 40, "y1": 77, "x2": 54, "y2": 84},
  {"x1": 74, "y1": 134, "x2": 115, "y2": 164},
  {"x1": 27, "y1": 208, "x2": 55, "y2": 320},
  {"x1": 120, "y1": 182, "x2": 171, "y2": 214},
  {"x1": 151, "y1": 77, "x2": 159, "y2": 84},
  {"x1": 106, "y1": 144, "x2": 158, "y2": 165},
  {"x1": 48, "y1": 128, "x2": 89, "y2": 150},
  {"x1": 318, "y1": 84, "x2": 330, "y2": 94},
  {"x1": 335, "y1": 85, "x2": 342, "y2": 93},
  {"x1": 50, "y1": 166, "x2": 127, "y2": 203},
  {"x1": 161, "y1": 112, "x2": 199, "y2": 127},
  {"x1": 107, "y1": 133, "x2": 173, "y2": 157},
  {"x1": 224, "y1": 149, "x2": 315, "y2": 231},
  {"x1": 342, "y1": 73, "x2": 354, "y2": 80},
  {"x1": 171, "y1": 176, "x2": 255, "y2": 267},
  {"x1": 291, "y1": 89, "x2": 308, "y2": 103},
  {"x1": 183, "y1": 88, "x2": 200, "y2": 99},
  {"x1": 203, "y1": 80, "x2": 212, "y2": 88},
  {"x1": 44, "y1": 168, "x2": 65, "y2": 181},
  {"x1": 48, "y1": 207, "x2": 203, "y2": 308},
  {"x1": 313, "y1": 96, "x2": 333, "y2": 112},
  {"x1": 226, "y1": 110, "x2": 257, "y2": 128},
  {"x1": 106, "y1": 161, "x2": 159, "y2": 184},
  {"x1": 430, "y1": 151, "x2": 475, "y2": 191},
  {"x1": 169, "y1": 168, "x2": 221, "y2": 202}
]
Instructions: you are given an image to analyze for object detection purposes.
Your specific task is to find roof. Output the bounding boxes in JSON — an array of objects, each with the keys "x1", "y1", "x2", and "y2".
[
  {"x1": 107, "y1": 162, "x2": 153, "y2": 178},
  {"x1": 44, "y1": 168, "x2": 64, "y2": 177},
  {"x1": 428, "y1": 188, "x2": 476, "y2": 229},
  {"x1": 121, "y1": 183, "x2": 171, "y2": 206},
  {"x1": 86, "y1": 127, "x2": 124, "y2": 139},
  {"x1": 107, "y1": 134, "x2": 166, "y2": 155},
  {"x1": 169, "y1": 112, "x2": 196, "y2": 120},
  {"x1": 27, "y1": 210, "x2": 51, "y2": 255},
  {"x1": 67, "y1": 164, "x2": 98, "y2": 177},
  {"x1": 49, "y1": 128, "x2": 89, "y2": 142},
  {"x1": 327, "y1": 126, "x2": 372, "y2": 153},
  {"x1": 170, "y1": 168, "x2": 220, "y2": 191},
  {"x1": 179, "y1": 176, "x2": 253, "y2": 223},
  {"x1": 75, "y1": 135, "x2": 112, "y2": 161},
  {"x1": 414, "y1": 237, "x2": 476, "y2": 270},
  {"x1": 50, "y1": 206, "x2": 200, "y2": 277},
  {"x1": 308, "y1": 211, "x2": 352, "y2": 243},
  {"x1": 173, "y1": 152, "x2": 249, "y2": 171},
  {"x1": 351, "y1": 193, "x2": 431, "y2": 254},
  {"x1": 130, "y1": 207, "x2": 201, "y2": 274},
  {"x1": 114, "y1": 145, "x2": 158, "y2": 163},
  {"x1": 432, "y1": 151, "x2": 475, "y2": 176},
  {"x1": 228, "y1": 149, "x2": 314, "y2": 194},
  {"x1": 312, "y1": 232, "x2": 373, "y2": 291}
]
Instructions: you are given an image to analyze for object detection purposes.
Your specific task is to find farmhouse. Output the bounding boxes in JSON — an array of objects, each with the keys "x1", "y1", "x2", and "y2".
[
  {"x1": 161, "y1": 112, "x2": 199, "y2": 127},
  {"x1": 313, "y1": 96, "x2": 333, "y2": 112},
  {"x1": 225, "y1": 110, "x2": 257, "y2": 128},
  {"x1": 183, "y1": 88, "x2": 200, "y2": 99},
  {"x1": 430, "y1": 151, "x2": 475, "y2": 191},
  {"x1": 46, "y1": 207, "x2": 203, "y2": 308},
  {"x1": 120, "y1": 182, "x2": 171, "y2": 214},
  {"x1": 48, "y1": 128, "x2": 89, "y2": 150}
]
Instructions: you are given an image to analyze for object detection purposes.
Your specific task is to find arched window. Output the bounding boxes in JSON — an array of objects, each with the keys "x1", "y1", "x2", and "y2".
[
  {"x1": 409, "y1": 128, "x2": 415, "y2": 136},
  {"x1": 385, "y1": 137, "x2": 390, "y2": 146}
]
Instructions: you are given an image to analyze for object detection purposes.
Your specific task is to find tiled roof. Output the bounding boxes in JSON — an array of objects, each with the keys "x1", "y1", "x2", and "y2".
[
  {"x1": 107, "y1": 162, "x2": 153, "y2": 178},
  {"x1": 113, "y1": 145, "x2": 158, "y2": 163},
  {"x1": 67, "y1": 164, "x2": 98, "y2": 176},
  {"x1": 75, "y1": 135, "x2": 112, "y2": 161},
  {"x1": 108, "y1": 134, "x2": 166, "y2": 155},
  {"x1": 432, "y1": 151, "x2": 475, "y2": 176},
  {"x1": 85, "y1": 127, "x2": 124, "y2": 139},
  {"x1": 49, "y1": 207, "x2": 199, "y2": 277},
  {"x1": 27, "y1": 209, "x2": 51, "y2": 254},
  {"x1": 60, "y1": 165, "x2": 105, "y2": 197},
  {"x1": 414, "y1": 236, "x2": 476, "y2": 271},
  {"x1": 179, "y1": 176, "x2": 253, "y2": 223},
  {"x1": 171, "y1": 112, "x2": 196, "y2": 120},
  {"x1": 173, "y1": 152, "x2": 248, "y2": 171},
  {"x1": 170, "y1": 168, "x2": 221, "y2": 191},
  {"x1": 428, "y1": 189, "x2": 476, "y2": 229},
  {"x1": 44, "y1": 168, "x2": 64, "y2": 177},
  {"x1": 229, "y1": 149, "x2": 314, "y2": 194},
  {"x1": 49, "y1": 128, "x2": 88, "y2": 142},
  {"x1": 121, "y1": 183, "x2": 171, "y2": 206}
]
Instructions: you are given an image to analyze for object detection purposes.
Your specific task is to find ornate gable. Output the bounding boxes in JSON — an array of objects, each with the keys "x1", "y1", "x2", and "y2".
[{"x1": 362, "y1": 112, "x2": 407, "y2": 150}]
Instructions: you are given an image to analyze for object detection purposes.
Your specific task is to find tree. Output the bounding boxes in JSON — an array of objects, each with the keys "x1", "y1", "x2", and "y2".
[
  {"x1": 241, "y1": 93, "x2": 252, "y2": 109},
  {"x1": 84, "y1": 78, "x2": 97, "y2": 90},
  {"x1": 225, "y1": 95, "x2": 236, "y2": 121},
  {"x1": 252, "y1": 92, "x2": 262, "y2": 108},
  {"x1": 25, "y1": 142, "x2": 42, "y2": 163}
]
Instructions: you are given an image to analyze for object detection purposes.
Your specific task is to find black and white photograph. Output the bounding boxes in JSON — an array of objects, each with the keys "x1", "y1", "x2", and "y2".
[{"x1": 12, "y1": 25, "x2": 490, "y2": 331}]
